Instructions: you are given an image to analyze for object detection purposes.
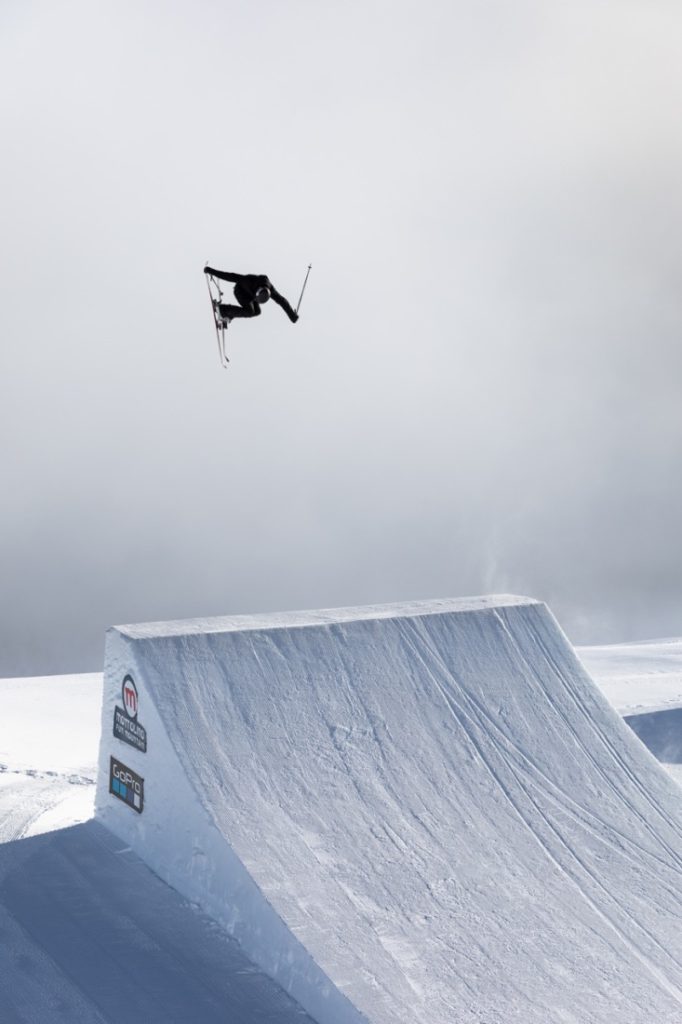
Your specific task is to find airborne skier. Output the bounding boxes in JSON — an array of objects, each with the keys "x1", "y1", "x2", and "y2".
[{"x1": 204, "y1": 266, "x2": 299, "y2": 325}]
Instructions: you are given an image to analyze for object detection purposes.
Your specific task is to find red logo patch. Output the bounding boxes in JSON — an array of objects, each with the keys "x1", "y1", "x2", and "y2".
[{"x1": 122, "y1": 675, "x2": 139, "y2": 719}]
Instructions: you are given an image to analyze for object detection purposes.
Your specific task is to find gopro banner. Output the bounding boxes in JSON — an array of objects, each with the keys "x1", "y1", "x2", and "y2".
[{"x1": 109, "y1": 756, "x2": 144, "y2": 814}]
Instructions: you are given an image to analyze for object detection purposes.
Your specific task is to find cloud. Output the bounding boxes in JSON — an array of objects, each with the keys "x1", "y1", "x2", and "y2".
[{"x1": 2, "y1": 1, "x2": 682, "y2": 672}]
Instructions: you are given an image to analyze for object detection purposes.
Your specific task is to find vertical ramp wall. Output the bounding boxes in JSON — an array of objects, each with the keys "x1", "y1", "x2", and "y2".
[{"x1": 95, "y1": 625, "x2": 366, "y2": 1024}]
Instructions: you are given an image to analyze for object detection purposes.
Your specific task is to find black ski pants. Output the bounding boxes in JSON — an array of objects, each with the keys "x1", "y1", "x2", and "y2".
[{"x1": 219, "y1": 283, "x2": 261, "y2": 320}]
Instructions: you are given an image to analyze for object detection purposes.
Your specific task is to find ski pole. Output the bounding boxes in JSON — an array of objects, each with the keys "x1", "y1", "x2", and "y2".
[{"x1": 296, "y1": 264, "x2": 312, "y2": 314}]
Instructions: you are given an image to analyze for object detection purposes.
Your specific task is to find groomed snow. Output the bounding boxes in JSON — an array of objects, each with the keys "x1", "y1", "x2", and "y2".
[
  {"x1": 579, "y1": 639, "x2": 682, "y2": 790},
  {"x1": 579, "y1": 639, "x2": 682, "y2": 714},
  {"x1": 0, "y1": 821, "x2": 319, "y2": 1023},
  {"x1": 1, "y1": 601, "x2": 682, "y2": 1023},
  {"x1": 0, "y1": 679, "x2": 322, "y2": 1022},
  {"x1": 96, "y1": 597, "x2": 682, "y2": 1024},
  {"x1": 0, "y1": 673, "x2": 101, "y2": 839},
  {"x1": 116, "y1": 594, "x2": 534, "y2": 639}
]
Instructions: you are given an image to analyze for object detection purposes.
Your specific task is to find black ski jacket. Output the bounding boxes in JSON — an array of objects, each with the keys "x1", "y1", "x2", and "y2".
[{"x1": 206, "y1": 269, "x2": 298, "y2": 322}]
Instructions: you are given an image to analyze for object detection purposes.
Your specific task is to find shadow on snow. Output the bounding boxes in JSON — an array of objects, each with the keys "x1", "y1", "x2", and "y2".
[{"x1": 0, "y1": 821, "x2": 315, "y2": 1024}]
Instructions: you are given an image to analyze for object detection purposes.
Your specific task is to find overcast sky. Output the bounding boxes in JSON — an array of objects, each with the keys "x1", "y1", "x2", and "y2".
[{"x1": 2, "y1": 0, "x2": 682, "y2": 675}]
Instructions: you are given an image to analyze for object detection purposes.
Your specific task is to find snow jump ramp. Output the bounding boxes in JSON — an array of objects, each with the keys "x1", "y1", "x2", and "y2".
[{"x1": 95, "y1": 596, "x2": 682, "y2": 1024}]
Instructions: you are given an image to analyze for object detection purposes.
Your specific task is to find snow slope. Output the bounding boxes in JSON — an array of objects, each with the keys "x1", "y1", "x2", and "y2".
[
  {"x1": 0, "y1": 678, "x2": 323, "y2": 1021},
  {"x1": 579, "y1": 639, "x2": 682, "y2": 714},
  {"x1": 95, "y1": 596, "x2": 682, "y2": 1024},
  {"x1": 580, "y1": 640, "x2": 682, "y2": 789},
  {"x1": 0, "y1": 673, "x2": 100, "y2": 838}
]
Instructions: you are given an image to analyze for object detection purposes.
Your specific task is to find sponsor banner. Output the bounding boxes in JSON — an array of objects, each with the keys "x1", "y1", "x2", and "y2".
[
  {"x1": 113, "y1": 674, "x2": 147, "y2": 753},
  {"x1": 114, "y1": 707, "x2": 147, "y2": 752},
  {"x1": 109, "y1": 756, "x2": 144, "y2": 814}
]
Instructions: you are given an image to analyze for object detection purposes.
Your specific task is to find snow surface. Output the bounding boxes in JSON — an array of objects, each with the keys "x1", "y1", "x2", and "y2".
[
  {"x1": 579, "y1": 639, "x2": 682, "y2": 714},
  {"x1": 0, "y1": 676, "x2": 325, "y2": 1022},
  {"x1": 1, "y1": 601, "x2": 682, "y2": 1023},
  {"x1": 579, "y1": 639, "x2": 682, "y2": 790},
  {"x1": 96, "y1": 597, "x2": 682, "y2": 1023},
  {"x1": 0, "y1": 821, "x2": 318, "y2": 1023},
  {"x1": 0, "y1": 673, "x2": 100, "y2": 839}
]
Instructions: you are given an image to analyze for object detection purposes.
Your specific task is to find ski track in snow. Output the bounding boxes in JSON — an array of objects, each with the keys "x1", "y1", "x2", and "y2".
[
  {"x1": 405, "y1": 612, "x2": 682, "y2": 1003},
  {"x1": 0, "y1": 671, "x2": 100, "y2": 843},
  {"x1": 0, "y1": 771, "x2": 95, "y2": 842}
]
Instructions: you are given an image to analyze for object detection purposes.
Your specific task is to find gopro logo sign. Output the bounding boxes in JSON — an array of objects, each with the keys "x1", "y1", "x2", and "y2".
[{"x1": 109, "y1": 756, "x2": 144, "y2": 814}]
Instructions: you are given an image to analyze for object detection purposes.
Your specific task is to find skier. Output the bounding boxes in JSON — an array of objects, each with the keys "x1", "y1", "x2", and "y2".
[{"x1": 204, "y1": 266, "x2": 299, "y2": 325}]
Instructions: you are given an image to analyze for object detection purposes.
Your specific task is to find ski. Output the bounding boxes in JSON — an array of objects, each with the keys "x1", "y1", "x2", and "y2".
[{"x1": 205, "y1": 271, "x2": 229, "y2": 367}]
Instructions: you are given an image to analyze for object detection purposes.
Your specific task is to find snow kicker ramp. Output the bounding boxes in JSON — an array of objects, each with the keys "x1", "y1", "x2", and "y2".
[{"x1": 95, "y1": 597, "x2": 682, "y2": 1024}]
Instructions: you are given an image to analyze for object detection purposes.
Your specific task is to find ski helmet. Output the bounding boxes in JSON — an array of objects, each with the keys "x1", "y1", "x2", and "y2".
[{"x1": 255, "y1": 285, "x2": 271, "y2": 304}]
